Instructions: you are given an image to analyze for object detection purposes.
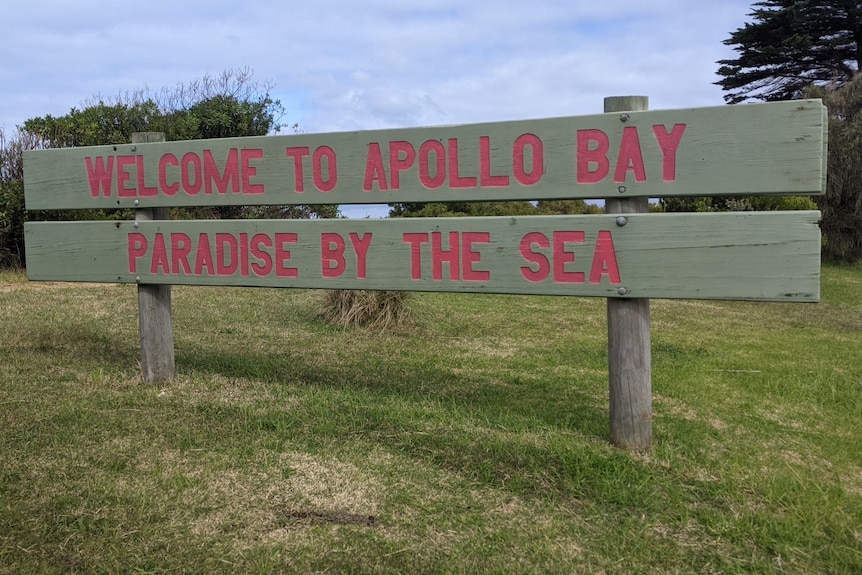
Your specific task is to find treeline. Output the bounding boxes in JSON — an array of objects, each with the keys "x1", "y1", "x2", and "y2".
[
  {"x1": 2, "y1": 69, "x2": 862, "y2": 268},
  {"x1": 0, "y1": 68, "x2": 335, "y2": 267}
]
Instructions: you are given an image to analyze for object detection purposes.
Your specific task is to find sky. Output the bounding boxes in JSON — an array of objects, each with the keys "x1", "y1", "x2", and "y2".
[{"x1": 1, "y1": 0, "x2": 756, "y2": 217}]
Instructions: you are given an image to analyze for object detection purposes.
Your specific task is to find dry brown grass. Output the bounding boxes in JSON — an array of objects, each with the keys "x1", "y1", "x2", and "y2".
[{"x1": 318, "y1": 289, "x2": 412, "y2": 330}]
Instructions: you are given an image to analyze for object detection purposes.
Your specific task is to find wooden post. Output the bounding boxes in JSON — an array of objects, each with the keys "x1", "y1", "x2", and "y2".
[
  {"x1": 603, "y1": 96, "x2": 652, "y2": 450},
  {"x1": 132, "y1": 132, "x2": 175, "y2": 384}
]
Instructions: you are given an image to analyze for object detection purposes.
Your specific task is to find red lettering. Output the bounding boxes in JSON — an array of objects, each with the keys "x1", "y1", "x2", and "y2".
[
  {"x1": 363, "y1": 143, "x2": 388, "y2": 191},
  {"x1": 519, "y1": 232, "x2": 550, "y2": 283},
  {"x1": 204, "y1": 149, "x2": 239, "y2": 194},
  {"x1": 513, "y1": 133, "x2": 544, "y2": 186},
  {"x1": 432, "y1": 231, "x2": 460, "y2": 280},
  {"x1": 403, "y1": 233, "x2": 429, "y2": 279},
  {"x1": 590, "y1": 230, "x2": 621, "y2": 284},
  {"x1": 313, "y1": 146, "x2": 337, "y2": 192},
  {"x1": 159, "y1": 154, "x2": 179, "y2": 196},
  {"x1": 479, "y1": 136, "x2": 510, "y2": 187},
  {"x1": 127, "y1": 233, "x2": 147, "y2": 273},
  {"x1": 614, "y1": 126, "x2": 647, "y2": 183},
  {"x1": 195, "y1": 234, "x2": 215, "y2": 275},
  {"x1": 117, "y1": 156, "x2": 136, "y2": 197},
  {"x1": 418, "y1": 140, "x2": 446, "y2": 189},
  {"x1": 447, "y1": 139, "x2": 477, "y2": 188},
  {"x1": 577, "y1": 130, "x2": 610, "y2": 184},
  {"x1": 216, "y1": 233, "x2": 238, "y2": 275},
  {"x1": 127, "y1": 233, "x2": 252, "y2": 277},
  {"x1": 286, "y1": 146, "x2": 310, "y2": 192},
  {"x1": 85, "y1": 156, "x2": 114, "y2": 198},
  {"x1": 150, "y1": 233, "x2": 169, "y2": 274},
  {"x1": 239, "y1": 233, "x2": 249, "y2": 277},
  {"x1": 250, "y1": 234, "x2": 273, "y2": 276},
  {"x1": 241, "y1": 148, "x2": 265, "y2": 194},
  {"x1": 349, "y1": 232, "x2": 372, "y2": 279},
  {"x1": 275, "y1": 233, "x2": 298, "y2": 278},
  {"x1": 553, "y1": 231, "x2": 586, "y2": 283},
  {"x1": 321, "y1": 232, "x2": 346, "y2": 278},
  {"x1": 653, "y1": 124, "x2": 686, "y2": 181},
  {"x1": 171, "y1": 233, "x2": 192, "y2": 274},
  {"x1": 462, "y1": 232, "x2": 490, "y2": 281},
  {"x1": 135, "y1": 156, "x2": 157, "y2": 197},
  {"x1": 389, "y1": 141, "x2": 416, "y2": 190},
  {"x1": 181, "y1": 152, "x2": 202, "y2": 195}
]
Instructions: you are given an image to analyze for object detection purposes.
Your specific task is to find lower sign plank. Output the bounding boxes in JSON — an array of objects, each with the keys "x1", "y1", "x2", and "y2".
[{"x1": 24, "y1": 212, "x2": 820, "y2": 301}]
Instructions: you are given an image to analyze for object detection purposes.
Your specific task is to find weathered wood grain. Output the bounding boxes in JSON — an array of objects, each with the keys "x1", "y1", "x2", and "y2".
[
  {"x1": 24, "y1": 212, "x2": 821, "y2": 302},
  {"x1": 132, "y1": 132, "x2": 174, "y2": 384},
  {"x1": 605, "y1": 96, "x2": 652, "y2": 451}
]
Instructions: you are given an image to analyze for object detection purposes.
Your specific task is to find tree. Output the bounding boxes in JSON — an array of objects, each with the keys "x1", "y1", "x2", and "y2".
[
  {"x1": 159, "y1": 68, "x2": 290, "y2": 141},
  {"x1": 535, "y1": 200, "x2": 603, "y2": 215},
  {"x1": 810, "y1": 76, "x2": 862, "y2": 262},
  {"x1": 0, "y1": 127, "x2": 34, "y2": 266},
  {"x1": 22, "y1": 100, "x2": 161, "y2": 148},
  {"x1": 388, "y1": 199, "x2": 601, "y2": 218},
  {"x1": 389, "y1": 201, "x2": 538, "y2": 218},
  {"x1": 23, "y1": 68, "x2": 284, "y2": 147},
  {"x1": 716, "y1": 0, "x2": 862, "y2": 103},
  {"x1": 1, "y1": 69, "x2": 335, "y2": 268},
  {"x1": 659, "y1": 195, "x2": 817, "y2": 213}
]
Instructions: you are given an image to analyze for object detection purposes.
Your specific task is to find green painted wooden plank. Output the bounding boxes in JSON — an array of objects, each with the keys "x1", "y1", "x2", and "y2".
[
  {"x1": 822, "y1": 103, "x2": 829, "y2": 194},
  {"x1": 24, "y1": 212, "x2": 821, "y2": 301},
  {"x1": 23, "y1": 100, "x2": 827, "y2": 210}
]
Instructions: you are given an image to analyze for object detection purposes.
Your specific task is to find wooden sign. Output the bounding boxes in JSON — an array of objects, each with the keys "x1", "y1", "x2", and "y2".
[
  {"x1": 24, "y1": 211, "x2": 821, "y2": 301},
  {"x1": 22, "y1": 96, "x2": 827, "y2": 448},
  {"x1": 23, "y1": 99, "x2": 827, "y2": 210}
]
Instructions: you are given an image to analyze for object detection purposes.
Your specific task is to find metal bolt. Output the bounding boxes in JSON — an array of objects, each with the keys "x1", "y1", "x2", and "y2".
[
  {"x1": 133, "y1": 199, "x2": 140, "y2": 206},
  {"x1": 617, "y1": 287, "x2": 629, "y2": 296},
  {"x1": 135, "y1": 276, "x2": 141, "y2": 283},
  {"x1": 618, "y1": 186, "x2": 627, "y2": 194},
  {"x1": 616, "y1": 216, "x2": 628, "y2": 227},
  {"x1": 133, "y1": 221, "x2": 139, "y2": 228},
  {"x1": 131, "y1": 145, "x2": 137, "y2": 152},
  {"x1": 620, "y1": 113, "x2": 630, "y2": 122}
]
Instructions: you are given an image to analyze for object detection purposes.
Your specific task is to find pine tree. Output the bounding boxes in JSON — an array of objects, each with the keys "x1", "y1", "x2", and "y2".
[{"x1": 716, "y1": 0, "x2": 862, "y2": 103}]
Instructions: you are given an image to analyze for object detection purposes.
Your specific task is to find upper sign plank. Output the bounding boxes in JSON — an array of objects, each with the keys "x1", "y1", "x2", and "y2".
[{"x1": 23, "y1": 100, "x2": 827, "y2": 210}]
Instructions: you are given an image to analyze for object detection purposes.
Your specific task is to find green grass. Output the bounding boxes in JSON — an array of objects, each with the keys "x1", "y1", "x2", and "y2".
[{"x1": 1, "y1": 265, "x2": 861, "y2": 574}]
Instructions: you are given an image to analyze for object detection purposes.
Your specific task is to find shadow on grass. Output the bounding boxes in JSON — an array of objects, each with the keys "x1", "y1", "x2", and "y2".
[
  {"x1": 11, "y1": 322, "x2": 140, "y2": 376},
  {"x1": 169, "y1": 344, "x2": 666, "y2": 506},
  {"x1": 177, "y1": 343, "x2": 610, "y2": 433}
]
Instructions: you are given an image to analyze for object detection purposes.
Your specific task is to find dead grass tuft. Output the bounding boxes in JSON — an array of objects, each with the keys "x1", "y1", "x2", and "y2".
[{"x1": 319, "y1": 289, "x2": 412, "y2": 330}]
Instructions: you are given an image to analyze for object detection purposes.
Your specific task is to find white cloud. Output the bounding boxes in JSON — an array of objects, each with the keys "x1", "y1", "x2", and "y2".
[{"x1": 2, "y1": 1, "x2": 753, "y2": 133}]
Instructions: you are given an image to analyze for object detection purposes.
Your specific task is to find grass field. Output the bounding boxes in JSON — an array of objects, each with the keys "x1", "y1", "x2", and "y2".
[{"x1": 1, "y1": 265, "x2": 860, "y2": 574}]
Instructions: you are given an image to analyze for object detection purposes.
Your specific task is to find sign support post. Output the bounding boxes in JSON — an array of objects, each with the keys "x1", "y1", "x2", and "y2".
[
  {"x1": 23, "y1": 101, "x2": 826, "y2": 446},
  {"x1": 603, "y1": 96, "x2": 652, "y2": 450},
  {"x1": 132, "y1": 132, "x2": 174, "y2": 384}
]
